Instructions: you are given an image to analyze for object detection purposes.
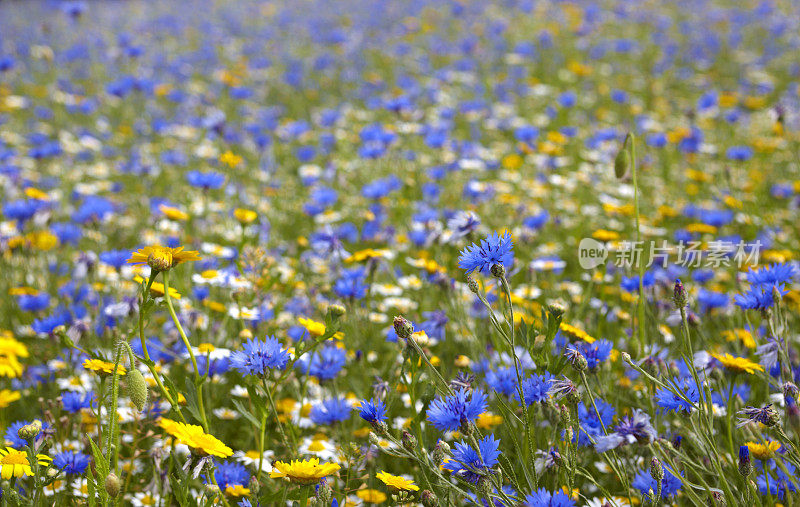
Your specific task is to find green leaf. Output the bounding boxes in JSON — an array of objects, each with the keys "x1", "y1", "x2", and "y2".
[
  {"x1": 183, "y1": 377, "x2": 204, "y2": 423},
  {"x1": 233, "y1": 398, "x2": 263, "y2": 428}
]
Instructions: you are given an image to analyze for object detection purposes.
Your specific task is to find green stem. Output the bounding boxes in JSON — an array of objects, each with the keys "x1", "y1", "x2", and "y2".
[
  {"x1": 162, "y1": 269, "x2": 209, "y2": 431},
  {"x1": 630, "y1": 133, "x2": 646, "y2": 354}
]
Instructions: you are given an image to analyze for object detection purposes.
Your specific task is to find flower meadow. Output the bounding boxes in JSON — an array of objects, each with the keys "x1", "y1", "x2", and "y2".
[{"x1": 2, "y1": 1, "x2": 800, "y2": 506}]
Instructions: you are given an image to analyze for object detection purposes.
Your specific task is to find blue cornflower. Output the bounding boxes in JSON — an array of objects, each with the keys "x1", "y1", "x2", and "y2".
[
  {"x1": 523, "y1": 487, "x2": 576, "y2": 507},
  {"x1": 53, "y1": 451, "x2": 90, "y2": 475},
  {"x1": 518, "y1": 372, "x2": 555, "y2": 406},
  {"x1": 447, "y1": 211, "x2": 481, "y2": 240},
  {"x1": 697, "y1": 289, "x2": 729, "y2": 313},
  {"x1": 212, "y1": 460, "x2": 251, "y2": 489},
  {"x1": 595, "y1": 409, "x2": 657, "y2": 453},
  {"x1": 486, "y1": 367, "x2": 519, "y2": 397},
  {"x1": 230, "y1": 336, "x2": 290, "y2": 377},
  {"x1": 655, "y1": 381, "x2": 701, "y2": 414},
  {"x1": 298, "y1": 345, "x2": 346, "y2": 380},
  {"x1": 443, "y1": 434, "x2": 501, "y2": 484},
  {"x1": 420, "y1": 310, "x2": 448, "y2": 341},
  {"x1": 747, "y1": 263, "x2": 796, "y2": 287},
  {"x1": 99, "y1": 250, "x2": 131, "y2": 269},
  {"x1": 31, "y1": 308, "x2": 72, "y2": 335},
  {"x1": 357, "y1": 398, "x2": 387, "y2": 424},
  {"x1": 573, "y1": 399, "x2": 615, "y2": 447},
  {"x1": 735, "y1": 284, "x2": 787, "y2": 311},
  {"x1": 62, "y1": 391, "x2": 94, "y2": 413},
  {"x1": 726, "y1": 145, "x2": 754, "y2": 161},
  {"x1": 458, "y1": 232, "x2": 514, "y2": 276},
  {"x1": 17, "y1": 293, "x2": 50, "y2": 312},
  {"x1": 427, "y1": 389, "x2": 487, "y2": 432},
  {"x1": 632, "y1": 463, "x2": 682, "y2": 499},
  {"x1": 333, "y1": 268, "x2": 368, "y2": 299},
  {"x1": 523, "y1": 210, "x2": 549, "y2": 231},
  {"x1": 310, "y1": 397, "x2": 352, "y2": 425},
  {"x1": 186, "y1": 170, "x2": 226, "y2": 189}
]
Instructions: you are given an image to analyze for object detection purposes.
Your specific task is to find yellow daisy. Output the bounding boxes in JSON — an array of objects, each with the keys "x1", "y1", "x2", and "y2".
[
  {"x1": 559, "y1": 322, "x2": 596, "y2": 344},
  {"x1": 0, "y1": 389, "x2": 21, "y2": 409},
  {"x1": 376, "y1": 471, "x2": 419, "y2": 491},
  {"x1": 711, "y1": 353, "x2": 764, "y2": 375},
  {"x1": 233, "y1": 208, "x2": 257, "y2": 223},
  {"x1": 127, "y1": 245, "x2": 201, "y2": 271},
  {"x1": 83, "y1": 359, "x2": 127, "y2": 377},
  {"x1": 356, "y1": 488, "x2": 387, "y2": 503},
  {"x1": 269, "y1": 458, "x2": 340, "y2": 484},
  {"x1": 746, "y1": 441, "x2": 780, "y2": 460},
  {"x1": 158, "y1": 419, "x2": 232, "y2": 458},
  {"x1": 0, "y1": 447, "x2": 51, "y2": 479}
]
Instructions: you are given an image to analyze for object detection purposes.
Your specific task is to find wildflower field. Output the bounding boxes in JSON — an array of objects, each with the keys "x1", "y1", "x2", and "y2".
[{"x1": 2, "y1": 0, "x2": 800, "y2": 505}]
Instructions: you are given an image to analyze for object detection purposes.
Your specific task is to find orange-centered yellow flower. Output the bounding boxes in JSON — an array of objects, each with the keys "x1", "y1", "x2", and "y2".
[
  {"x1": 376, "y1": 471, "x2": 419, "y2": 491},
  {"x1": 746, "y1": 441, "x2": 781, "y2": 460},
  {"x1": 711, "y1": 353, "x2": 764, "y2": 375},
  {"x1": 127, "y1": 245, "x2": 201, "y2": 271},
  {"x1": 269, "y1": 458, "x2": 341, "y2": 484},
  {"x1": 158, "y1": 418, "x2": 232, "y2": 458},
  {"x1": 83, "y1": 358, "x2": 127, "y2": 376},
  {"x1": 0, "y1": 447, "x2": 51, "y2": 479}
]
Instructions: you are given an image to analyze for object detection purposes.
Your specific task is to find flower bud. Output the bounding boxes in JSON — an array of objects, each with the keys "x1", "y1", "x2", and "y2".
[
  {"x1": 621, "y1": 352, "x2": 632, "y2": 365},
  {"x1": 466, "y1": 276, "x2": 480, "y2": 294},
  {"x1": 783, "y1": 382, "x2": 799, "y2": 400},
  {"x1": 105, "y1": 473, "x2": 121, "y2": 498},
  {"x1": 570, "y1": 351, "x2": 588, "y2": 372},
  {"x1": 204, "y1": 484, "x2": 220, "y2": 496},
  {"x1": 649, "y1": 457, "x2": 664, "y2": 484},
  {"x1": 672, "y1": 279, "x2": 688, "y2": 308},
  {"x1": 401, "y1": 430, "x2": 417, "y2": 452},
  {"x1": 738, "y1": 446, "x2": 752, "y2": 477},
  {"x1": 559, "y1": 405, "x2": 571, "y2": 427},
  {"x1": 329, "y1": 304, "x2": 346, "y2": 319},
  {"x1": 432, "y1": 440, "x2": 450, "y2": 465},
  {"x1": 490, "y1": 263, "x2": 505, "y2": 278},
  {"x1": 614, "y1": 145, "x2": 630, "y2": 179},
  {"x1": 126, "y1": 369, "x2": 149, "y2": 411},
  {"x1": 393, "y1": 316, "x2": 413, "y2": 341},
  {"x1": 17, "y1": 423, "x2": 41, "y2": 441},
  {"x1": 315, "y1": 479, "x2": 332, "y2": 503},
  {"x1": 421, "y1": 490, "x2": 439, "y2": 507},
  {"x1": 547, "y1": 302, "x2": 566, "y2": 318},
  {"x1": 368, "y1": 432, "x2": 381, "y2": 447}
]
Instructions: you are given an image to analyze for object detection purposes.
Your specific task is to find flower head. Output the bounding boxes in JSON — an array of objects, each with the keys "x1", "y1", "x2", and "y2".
[
  {"x1": 426, "y1": 389, "x2": 487, "y2": 432},
  {"x1": 524, "y1": 487, "x2": 576, "y2": 506},
  {"x1": 357, "y1": 398, "x2": 387, "y2": 424},
  {"x1": 310, "y1": 397, "x2": 352, "y2": 425},
  {"x1": 127, "y1": 245, "x2": 200, "y2": 271},
  {"x1": 159, "y1": 419, "x2": 232, "y2": 458},
  {"x1": 53, "y1": 451, "x2": 90, "y2": 475},
  {"x1": 746, "y1": 440, "x2": 781, "y2": 460},
  {"x1": 269, "y1": 458, "x2": 340, "y2": 484},
  {"x1": 457, "y1": 232, "x2": 514, "y2": 276},
  {"x1": 737, "y1": 405, "x2": 780, "y2": 428},
  {"x1": 711, "y1": 353, "x2": 764, "y2": 375},
  {"x1": 230, "y1": 336, "x2": 290, "y2": 377},
  {"x1": 376, "y1": 471, "x2": 419, "y2": 491},
  {"x1": 442, "y1": 434, "x2": 501, "y2": 484},
  {"x1": 83, "y1": 359, "x2": 126, "y2": 377},
  {"x1": 0, "y1": 447, "x2": 51, "y2": 479}
]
